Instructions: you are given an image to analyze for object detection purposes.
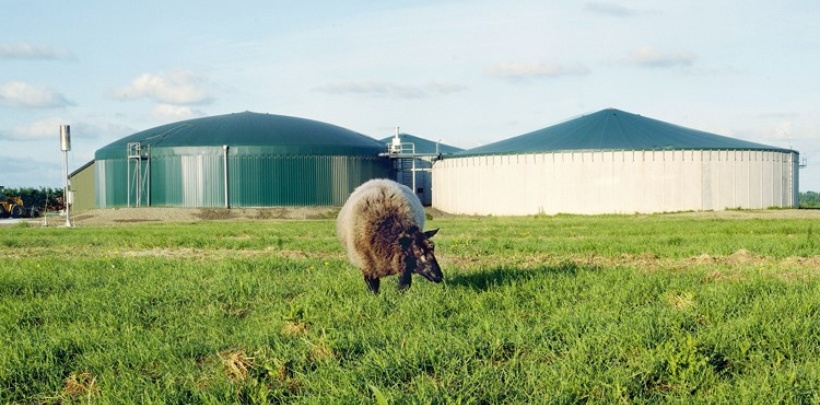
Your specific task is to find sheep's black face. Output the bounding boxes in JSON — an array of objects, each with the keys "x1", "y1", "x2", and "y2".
[{"x1": 408, "y1": 228, "x2": 443, "y2": 283}]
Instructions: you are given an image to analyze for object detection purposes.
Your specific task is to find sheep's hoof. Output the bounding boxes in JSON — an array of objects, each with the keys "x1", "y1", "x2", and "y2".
[
  {"x1": 364, "y1": 276, "x2": 380, "y2": 294},
  {"x1": 398, "y1": 272, "x2": 412, "y2": 291}
]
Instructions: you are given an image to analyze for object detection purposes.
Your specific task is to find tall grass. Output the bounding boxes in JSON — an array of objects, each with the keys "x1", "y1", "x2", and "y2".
[{"x1": 1, "y1": 214, "x2": 819, "y2": 403}]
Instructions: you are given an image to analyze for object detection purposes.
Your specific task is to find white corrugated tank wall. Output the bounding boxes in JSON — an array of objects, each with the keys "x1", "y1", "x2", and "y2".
[{"x1": 432, "y1": 150, "x2": 798, "y2": 215}]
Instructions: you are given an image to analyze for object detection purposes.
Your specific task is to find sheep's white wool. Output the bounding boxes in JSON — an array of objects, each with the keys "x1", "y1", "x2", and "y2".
[{"x1": 336, "y1": 179, "x2": 425, "y2": 269}]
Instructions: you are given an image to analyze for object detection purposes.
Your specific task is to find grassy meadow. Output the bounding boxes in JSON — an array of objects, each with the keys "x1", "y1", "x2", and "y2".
[{"x1": 1, "y1": 211, "x2": 819, "y2": 403}]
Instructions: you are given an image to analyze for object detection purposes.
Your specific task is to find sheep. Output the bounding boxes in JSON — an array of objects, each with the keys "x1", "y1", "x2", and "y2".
[{"x1": 337, "y1": 179, "x2": 443, "y2": 294}]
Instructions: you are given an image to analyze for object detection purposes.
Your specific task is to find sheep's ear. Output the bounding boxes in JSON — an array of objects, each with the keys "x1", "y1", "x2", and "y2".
[{"x1": 424, "y1": 228, "x2": 439, "y2": 238}]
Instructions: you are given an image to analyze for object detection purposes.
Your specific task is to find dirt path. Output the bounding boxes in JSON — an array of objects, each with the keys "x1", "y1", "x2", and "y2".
[
  {"x1": 14, "y1": 207, "x2": 820, "y2": 227},
  {"x1": 66, "y1": 207, "x2": 339, "y2": 226}
]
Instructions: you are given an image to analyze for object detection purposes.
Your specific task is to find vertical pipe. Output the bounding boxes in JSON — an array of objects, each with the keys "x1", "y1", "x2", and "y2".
[
  {"x1": 127, "y1": 148, "x2": 131, "y2": 208},
  {"x1": 223, "y1": 145, "x2": 230, "y2": 208},
  {"x1": 63, "y1": 152, "x2": 70, "y2": 226},
  {"x1": 136, "y1": 147, "x2": 141, "y2": 208},
  {"x1": 412, "y1": 157, "x2": 417, "y2": 199},
  {"x1": 794, "y1": 153, "x2": 800, "y2": 207},
  {"x1": 147, "y1": 145, "x2": 151, "y2": 207},
  {"x1": 59, "y1": 125, "x2": 72, "y2": 227}
]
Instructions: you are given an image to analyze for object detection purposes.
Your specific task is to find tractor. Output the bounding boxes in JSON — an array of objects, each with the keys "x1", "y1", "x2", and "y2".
[{"x1": 0, "y1": 186, "x2": 40, "y2": 218}]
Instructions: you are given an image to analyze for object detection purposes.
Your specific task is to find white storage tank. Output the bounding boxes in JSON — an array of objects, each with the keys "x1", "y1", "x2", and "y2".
[{"x1": 433, "y1": 109, "x2": 799, "y2": 215}]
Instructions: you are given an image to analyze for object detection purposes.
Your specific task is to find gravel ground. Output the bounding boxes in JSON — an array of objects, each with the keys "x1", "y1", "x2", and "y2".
[
  {"x1": 3, "y1": 207, "x2": 818, "y2": 227},
  {"x1": 661, "y1": 208, "x2": 820, "y2": 220},
  {"x1": 3, "y1": 207, "x2": 339, "y2": 227},
  {"x1": 0, "y1": 218, "x2": 27, "y2": 226}
]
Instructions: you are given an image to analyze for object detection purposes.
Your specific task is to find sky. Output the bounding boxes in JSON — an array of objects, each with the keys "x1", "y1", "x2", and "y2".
[{"x1": 2, "y1": 0, "x2": 819, "y2": 191}]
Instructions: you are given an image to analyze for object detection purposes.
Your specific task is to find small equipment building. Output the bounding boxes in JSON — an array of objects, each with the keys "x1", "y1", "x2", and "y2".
[{"x1": 379, "y1": 132, "x2": 463, "y2": 205}]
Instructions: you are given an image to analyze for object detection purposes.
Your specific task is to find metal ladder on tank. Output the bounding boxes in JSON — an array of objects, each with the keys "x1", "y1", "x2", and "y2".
[{"x1": 127, "y1": 142, "x2": 151, "y2": 207}]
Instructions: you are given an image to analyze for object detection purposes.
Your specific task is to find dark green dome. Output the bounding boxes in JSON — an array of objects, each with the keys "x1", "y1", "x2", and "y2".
[
  {"x1": 96, "y1": 111, "x2": 384, "y2": 159},
  {"x1": 457, "y1": 108, "x2": 794, "y2": 157}
]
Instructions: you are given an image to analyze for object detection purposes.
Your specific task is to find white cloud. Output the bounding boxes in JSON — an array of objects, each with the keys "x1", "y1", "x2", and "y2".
[
  {"x1": 113, "y1": 70, "x2": 213, "y2": 105},
  {"x1": 152, "y1": 104, "x2": 206, "y2": 122},
  {"x1": 0, "y1": 81, "x2": 73, "y2": 108},
  {"x1": 487, "y1": 62, "x2": 591, "y2": 81},
  {"x1": 0, "y1": 117, "x2": 131, "y2": 143},
  {"x1": 0, "y1": 44, "x2": 73, "y2": 60},
  {"x1": 759, "y1": 121, "x2": 819, "y2": 143},
  {"x1": 774, "y1": 121, "x2": 793, "y2": 140},
  {"x1": 628, "y1": 47, "x2": 696, "y2": 68},
  {"x1": 314, "y1": 81, "x2": 466, "y2": 99},
  {"x1": 0, "y1": 117, "x2": 66, "y2": 141},
  {"x1": 583, "y1": 2, "x2": 638, "y2": 17}
]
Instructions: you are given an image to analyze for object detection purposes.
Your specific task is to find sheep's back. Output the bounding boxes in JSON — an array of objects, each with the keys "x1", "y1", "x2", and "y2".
[{"x1": 337, "y1": 179, "x2": 425, "y2": 268}]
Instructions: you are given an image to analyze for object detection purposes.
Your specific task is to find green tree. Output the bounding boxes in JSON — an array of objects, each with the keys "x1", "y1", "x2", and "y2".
[
  {"x1": 0, "y1": 187, "x2": 64, "y2": 211},
  {"x1": 799, "y1": 191, "x2": 820, "y2": 208}
]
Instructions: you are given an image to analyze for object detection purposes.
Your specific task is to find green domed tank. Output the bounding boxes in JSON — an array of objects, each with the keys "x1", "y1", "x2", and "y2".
[{"x1": 94, "y1": 112, "x2": 392, "y2": 208}]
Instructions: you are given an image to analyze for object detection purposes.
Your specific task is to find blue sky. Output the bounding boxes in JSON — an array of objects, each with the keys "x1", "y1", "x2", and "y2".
[{"x1": 2, "y1": 1, "x2": 819, "y2": 191}]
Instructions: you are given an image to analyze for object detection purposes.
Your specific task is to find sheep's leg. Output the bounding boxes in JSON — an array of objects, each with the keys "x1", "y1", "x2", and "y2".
[
  {"x1": 398, "y1": 270, "x2": 412, "y2": 291},
  {"x1": 364, "y1": 275, "x2": 380, "y2": 294}
]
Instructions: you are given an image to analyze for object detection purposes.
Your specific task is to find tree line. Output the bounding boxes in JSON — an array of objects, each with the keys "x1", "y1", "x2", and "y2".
[
  {"x1": 800, "y1": 191, "x2": 820, "y2": 208},
  {"x1": 0, "y1": 187, "x2": 66, "y2": 211}
]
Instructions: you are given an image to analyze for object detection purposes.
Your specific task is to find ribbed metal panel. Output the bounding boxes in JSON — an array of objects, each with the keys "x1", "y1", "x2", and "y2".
[
  {"x1": 228, "y1": 154, "x2": 391, "y2": 207},
  {"x1": 94, "y1": 161, "x2": 106, "y2": 208},
  {"x1": 68, "y1": 161, "x2": 95, "y2": 212},
  {"x1": 95, "y1": 159, "x2": 129, "y2": 208},
  {"x1": 95, "y1": 150, "x2": 392, "y2": 208},
  {"x1": 149, "y1": 154, "x2": 225, "y2": 208},
  {"x1": 433, "y1": 149, "x2": 799, "y2": 215}
]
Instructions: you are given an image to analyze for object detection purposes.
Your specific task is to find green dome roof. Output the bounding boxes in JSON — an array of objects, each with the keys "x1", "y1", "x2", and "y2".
[
  {"x1": 456, "y1": 108, "x2": 794, "y2": 156},
  {"x1": 96, "y1": 111, "x2": 385, "y2": 159}
]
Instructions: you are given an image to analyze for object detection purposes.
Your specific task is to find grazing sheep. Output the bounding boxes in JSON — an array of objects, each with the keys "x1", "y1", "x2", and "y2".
[{"x1": 337, "y1": 179, "x2": 443, "y2": 294}]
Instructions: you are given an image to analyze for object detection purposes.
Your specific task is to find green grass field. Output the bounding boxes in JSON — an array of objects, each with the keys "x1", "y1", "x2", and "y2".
[{"x1": 1, "y1": 212, "x2": 819, "y2": 403}]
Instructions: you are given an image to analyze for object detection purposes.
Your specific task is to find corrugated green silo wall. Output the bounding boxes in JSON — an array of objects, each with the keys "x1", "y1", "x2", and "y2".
[
  {"x1": 95, "y1": 147, "x2": 392, "y2": 208},
  {"x1": 150, "y1": 152, "x2": 226, "y2": 207},
  {"x1": 228, "y1": 154, "x2": 392, "y2": 206},
  {"x1": 95, "y1": 159, "x2": 129, "y2": 208}
]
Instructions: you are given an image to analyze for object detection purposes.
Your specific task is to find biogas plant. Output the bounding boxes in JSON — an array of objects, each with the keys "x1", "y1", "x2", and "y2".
[{"x1": 70, "y1": 109, "x2": 800, "y2": 215}]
